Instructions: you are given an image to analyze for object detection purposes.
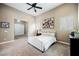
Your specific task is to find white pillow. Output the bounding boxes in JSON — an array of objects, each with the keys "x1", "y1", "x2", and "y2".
[{"x1": 42, "y1": 33, "x2": 55, "y2": 37}]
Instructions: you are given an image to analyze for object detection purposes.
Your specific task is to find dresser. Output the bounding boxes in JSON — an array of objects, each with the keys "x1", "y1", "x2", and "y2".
[{"x1": 69, "y1": 35, "x2": 79, "y2": 56}]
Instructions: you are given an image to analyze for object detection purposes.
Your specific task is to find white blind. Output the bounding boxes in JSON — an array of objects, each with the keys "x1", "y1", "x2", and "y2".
[
  {"x1": 60, "y1": 16, "x2": 73, "y2": 31},
  {"x1": 15, "y1": 23, "x2": 24, "y2": 35}
]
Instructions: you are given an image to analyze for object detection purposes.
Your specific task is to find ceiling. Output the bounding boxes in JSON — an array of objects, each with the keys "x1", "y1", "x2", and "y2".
[{"x1": 5, "y1": 3, "x2": 63, "y2": 16}]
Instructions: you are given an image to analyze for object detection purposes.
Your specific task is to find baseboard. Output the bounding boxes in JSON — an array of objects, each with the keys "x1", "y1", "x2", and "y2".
[
  {"x1": 0, "y1": 40, "x2": 14, "y2": 45},
  {"x1": 57, "y1": 41, "x2": 70, "y2": 45}
]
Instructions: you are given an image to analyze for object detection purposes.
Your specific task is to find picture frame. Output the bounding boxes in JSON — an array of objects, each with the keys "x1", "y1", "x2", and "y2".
[
  {"x1": 0, "y1": 22, "x2": 9, "y2": 28},
  {"x1": 42, "y1": 17, "x2": 55, "y2": 29}
]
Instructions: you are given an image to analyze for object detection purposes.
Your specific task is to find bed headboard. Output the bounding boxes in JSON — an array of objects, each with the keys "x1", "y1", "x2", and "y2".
[{"x1": 37, "y1": 29, "x2": 56, "y2": 37}]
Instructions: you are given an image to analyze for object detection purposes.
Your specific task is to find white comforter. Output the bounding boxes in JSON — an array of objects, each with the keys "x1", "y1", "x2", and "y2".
[{"x1": 28, "y1": 35, "x2": 56, "y2": 52}]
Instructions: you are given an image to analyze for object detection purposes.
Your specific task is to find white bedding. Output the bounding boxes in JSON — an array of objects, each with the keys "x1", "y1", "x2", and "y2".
[{"x1": 28, "y1": 35, "x2": 56, "y2": 52}]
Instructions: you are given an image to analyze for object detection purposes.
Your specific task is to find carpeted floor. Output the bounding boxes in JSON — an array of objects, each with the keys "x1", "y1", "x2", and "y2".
[{"x1": 0, "y1": 37, "x2": 70, "y2": 56}]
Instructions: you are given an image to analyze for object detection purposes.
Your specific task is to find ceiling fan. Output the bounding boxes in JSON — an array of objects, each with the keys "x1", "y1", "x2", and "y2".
[{"x1": 26, "y1": 3, "x2": 42, "y2": 12}]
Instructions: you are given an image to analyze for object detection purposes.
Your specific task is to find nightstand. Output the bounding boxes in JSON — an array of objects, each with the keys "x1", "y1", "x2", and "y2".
[{"x1": 69, "y1": 35, "x2": 79, "y2": 56}]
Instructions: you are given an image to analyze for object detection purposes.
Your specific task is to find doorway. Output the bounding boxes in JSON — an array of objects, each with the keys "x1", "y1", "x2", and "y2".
[{"x1": 14, "y1": 19, "x2": 28, "y2": 39}]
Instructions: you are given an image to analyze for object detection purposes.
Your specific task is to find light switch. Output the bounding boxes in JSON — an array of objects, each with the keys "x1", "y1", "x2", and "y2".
[{"x1": 4, "y1": 30, "x2": 8, "y2": 32}]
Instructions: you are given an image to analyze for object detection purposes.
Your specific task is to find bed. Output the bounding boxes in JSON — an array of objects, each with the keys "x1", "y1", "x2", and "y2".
[{"x1": 27, "y1": 33, "x2": 56, "y2": 52}]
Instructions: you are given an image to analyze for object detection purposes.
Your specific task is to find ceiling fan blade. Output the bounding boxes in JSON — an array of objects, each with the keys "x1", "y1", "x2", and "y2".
[
  {"x1": 36, "y1": 6, "x2": 42, "y2": 9},
  {"x1": 34, "y1": 8, "x2": 36, "y2": 12},
  {"x1": 27, "y1": 7, "x2": 33, "y2": 10},
  {"x1": 32, "y1": 3, "x2": 37, "y2": 6},
  {"x1": 26, "y1": 3, "x2": 32, "y2": 6}
]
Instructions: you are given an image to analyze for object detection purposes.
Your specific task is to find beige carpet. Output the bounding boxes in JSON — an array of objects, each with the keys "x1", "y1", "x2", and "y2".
[{"x1": 0, "y1": 37, "x2": 70, "y2": 56}]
